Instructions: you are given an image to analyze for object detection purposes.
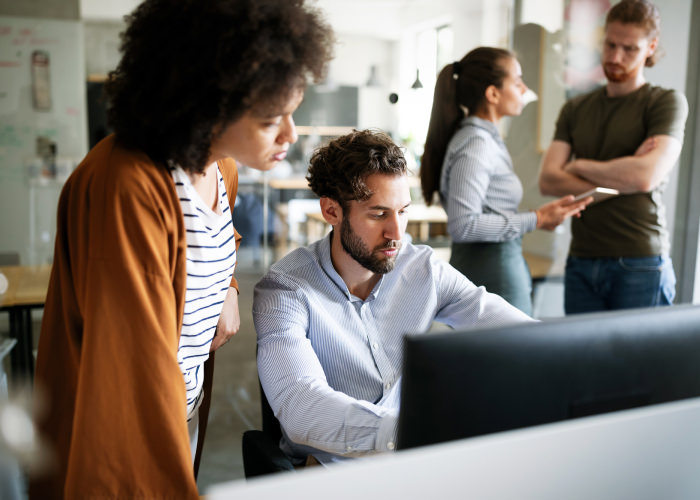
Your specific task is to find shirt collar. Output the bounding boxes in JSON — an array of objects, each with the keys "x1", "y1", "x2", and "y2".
[
  {"x1": 317, "y1": 231, "x2": 384, "y2": 303},
  {"x1": 462, "y1": 115, "x2": 501, "y2": 142}
]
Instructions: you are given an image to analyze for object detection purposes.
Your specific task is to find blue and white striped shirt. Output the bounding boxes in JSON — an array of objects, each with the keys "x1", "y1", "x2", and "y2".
[
  {"x1": 253, "y1": 232, "x2": 532, "y2": 463},
  {"x1": 171, "y1": 165, "x2": 236, "y2": 421},
  {"x1": 439, "y1": 115, "x2": 538, "y2": 243}
]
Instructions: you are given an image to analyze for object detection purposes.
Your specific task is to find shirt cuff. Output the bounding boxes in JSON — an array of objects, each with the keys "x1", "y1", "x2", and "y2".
[
  {"x1": 521, "y1": 211, "x2": 538, "y2": 235},
  {"x1": 375, "y1": 410, "x2": 399, "y2": 452}
]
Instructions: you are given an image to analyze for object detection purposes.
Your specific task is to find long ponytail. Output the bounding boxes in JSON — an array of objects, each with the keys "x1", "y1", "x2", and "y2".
[
  {"x1": 420, "y1": 47, "x2": 513, "y2": 205},
  {"x1": 420, "y1": 62, "x2": 463, "y2": 205}
]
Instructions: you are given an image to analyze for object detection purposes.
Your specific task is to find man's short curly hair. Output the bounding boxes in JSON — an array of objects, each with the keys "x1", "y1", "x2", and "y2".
[
  {"x1": 306, "y1": 130, "x2": 407, "y2": 210},
  {"x1": 104, "y1": 0, "x2": 334, "y2": 172}
]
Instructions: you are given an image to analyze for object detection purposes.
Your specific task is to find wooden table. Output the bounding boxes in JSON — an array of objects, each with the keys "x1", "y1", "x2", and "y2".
[
  {"x1": 305, "y1": 204, "x2": 448, "y2": 243},
  {"x1": 267, "y1": 177, "x2": 311, "y2": 191},
  {"x1": 403, "y1": 205, "x2": 449, "y2": 241},
  {"x1": 522, "y1": 251, "x2": 563, "y2": 281},
  {"x1": 0, "y1": 265, "x2": 52, "y2": 381}
]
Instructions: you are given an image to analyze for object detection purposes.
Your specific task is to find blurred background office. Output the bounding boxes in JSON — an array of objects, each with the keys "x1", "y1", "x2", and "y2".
[{"x1": 1, "y1": 0, "x2": 699, "y2": 493}]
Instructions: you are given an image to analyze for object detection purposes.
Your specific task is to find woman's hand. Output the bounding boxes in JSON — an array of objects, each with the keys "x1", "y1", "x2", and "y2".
[
  {"x1": 535, "y1": 195, "x2": 592, "y2": 231},
  {"x1": 210, "y1": 287, "x2": 240, "y2": 352}
]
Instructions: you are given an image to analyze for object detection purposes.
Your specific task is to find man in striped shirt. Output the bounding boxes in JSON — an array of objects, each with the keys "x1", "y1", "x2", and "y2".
[{"x1": 253, "y1": 130, "x2": 532, "y2": 464}]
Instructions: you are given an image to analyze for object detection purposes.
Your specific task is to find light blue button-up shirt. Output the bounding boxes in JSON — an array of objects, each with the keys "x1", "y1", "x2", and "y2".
[
  {"x1": 253, "y1": 232, "x2": 532, "y2": 463},
  {"x1": 440, "y1": 115, "x2": 538, "y2": 242}
]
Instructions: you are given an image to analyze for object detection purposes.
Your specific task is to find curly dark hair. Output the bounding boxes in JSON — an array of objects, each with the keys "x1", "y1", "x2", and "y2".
[
  {"x1": 606, "y1": 0, "x2": 662, "y2": 67},
  {"x1": 105, "y1": 0, "x2": 334, "y2": 172},
  {"x1": 306, "y1": 129, "x2": 407, "y2": 210}
]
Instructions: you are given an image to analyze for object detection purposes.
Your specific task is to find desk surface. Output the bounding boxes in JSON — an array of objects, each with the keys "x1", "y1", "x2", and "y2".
[
  {"x1": 0, "y1": 265, "x2": 51, "y2": 308},
  {"x1": 209, "y1": 397, "x2": 700, "y2": 499}
]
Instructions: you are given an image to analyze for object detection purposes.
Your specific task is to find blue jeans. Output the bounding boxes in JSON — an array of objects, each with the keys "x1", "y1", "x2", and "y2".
[{"x1": 564, "y1": 256, "x2": 676, "y2": 314}]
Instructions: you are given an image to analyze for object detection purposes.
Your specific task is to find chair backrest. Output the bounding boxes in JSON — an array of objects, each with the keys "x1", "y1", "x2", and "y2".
[
  {"x1": 0, "y1": 253, "x2": 20, "y2": 266},
  {"x1": 260, "y1": 383, "x2": 282, "y2": 442},
  {"x1": 241, "y1": 383, "x2": 294, "y2": 478}
]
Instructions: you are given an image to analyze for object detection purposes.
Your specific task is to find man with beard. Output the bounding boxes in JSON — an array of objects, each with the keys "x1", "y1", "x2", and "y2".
[
  {"x1": 252, "y1": 129, "x2": 532, "y2": 465},
  {"x1": 538, "y1": 0, "x2": 688, "y2": 314}
]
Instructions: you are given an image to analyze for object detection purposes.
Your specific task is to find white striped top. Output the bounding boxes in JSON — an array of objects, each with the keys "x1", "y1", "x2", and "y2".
[
  {"x1": 171, "y1": 164, "x2": 236, "y2": 421},
  {"x1": 253, "y1": 233, "x2": 532, "y2": 463},
  {"x1": 439, "y1": 116, "x2": 538, "y2": 243}
]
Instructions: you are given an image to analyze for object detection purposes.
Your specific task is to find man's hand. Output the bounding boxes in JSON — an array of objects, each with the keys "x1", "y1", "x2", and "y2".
[
  {"x1": 210, "y1": 287, "x2": 240, "y2": 352},
  {"x1": 535, "y1": 195, "x2": 593, "y2": 231}
]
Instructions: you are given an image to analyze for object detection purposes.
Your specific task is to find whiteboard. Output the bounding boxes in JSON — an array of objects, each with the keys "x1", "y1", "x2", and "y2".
[{"x1": 0, "y1": 16, "x2": 87, "y2": 264}]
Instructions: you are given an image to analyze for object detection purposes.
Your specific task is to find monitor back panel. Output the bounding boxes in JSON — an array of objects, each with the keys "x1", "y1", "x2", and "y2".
[{"x1": 397, "y1": 304, "x2": 700, "y2": 450}]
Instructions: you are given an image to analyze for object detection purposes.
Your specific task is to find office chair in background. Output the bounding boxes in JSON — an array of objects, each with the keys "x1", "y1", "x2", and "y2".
[{"x1": 241, "y1": 385, "x2": 295, "y2": 478}]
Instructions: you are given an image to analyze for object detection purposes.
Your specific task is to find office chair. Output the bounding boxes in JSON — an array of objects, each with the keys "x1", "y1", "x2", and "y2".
[
  {"x1": 0, "y1": 253, "x2": 20, "y2": 266},
  {"x1": 241, "y1": 384, "x2": 295, "y2": 478}
]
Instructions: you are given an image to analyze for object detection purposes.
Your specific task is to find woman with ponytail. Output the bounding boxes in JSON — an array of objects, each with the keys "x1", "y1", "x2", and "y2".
[{"x1": 421, "y1": 47, "x2": 590, "y2": 314}]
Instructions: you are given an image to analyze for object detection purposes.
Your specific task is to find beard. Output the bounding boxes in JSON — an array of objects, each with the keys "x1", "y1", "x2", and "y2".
[
  {"x1": 339, "y1": 216, "x2": 400, "y2": 274},
  {"x1": 603, "y1": 62, "x2": 641, "y2": 83}
]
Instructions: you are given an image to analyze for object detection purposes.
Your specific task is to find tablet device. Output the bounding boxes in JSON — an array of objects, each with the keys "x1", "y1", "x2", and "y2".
[{"x1": 574, "y1": 187, "x2": 619, "y2": 203}]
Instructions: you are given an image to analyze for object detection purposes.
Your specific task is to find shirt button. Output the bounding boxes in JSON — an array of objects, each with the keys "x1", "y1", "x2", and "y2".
[
  {"x1": 385, "y1": 382, "x2": 392, "y2": 389},
  {"x1": 387, "y1": 441, "x2": 395, "y2": 450},
  {"x1": 346, "y1": 445, "x2": 353, "y2": 451},
  {"x1": 372, "y1": 342, "x2": 379, "y2": 350}
]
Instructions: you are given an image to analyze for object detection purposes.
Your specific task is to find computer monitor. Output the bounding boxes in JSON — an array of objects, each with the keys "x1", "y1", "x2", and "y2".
[{"x1": 397, "y1": 304, "x2": 700, "y2": 450}]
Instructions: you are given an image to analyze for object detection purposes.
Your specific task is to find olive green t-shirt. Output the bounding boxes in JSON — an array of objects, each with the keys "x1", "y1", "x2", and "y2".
[{"x1": 554, "y1": 83, "x2": 688, "y2": 257}]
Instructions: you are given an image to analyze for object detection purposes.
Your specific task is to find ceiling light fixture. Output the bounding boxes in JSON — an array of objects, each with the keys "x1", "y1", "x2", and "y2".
[{"x1": 411, "y1": 69, "x2": 423, "y2": 89}]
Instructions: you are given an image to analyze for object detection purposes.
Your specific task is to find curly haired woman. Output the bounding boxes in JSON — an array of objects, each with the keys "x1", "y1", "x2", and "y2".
[{"x1": 30, "y1": 0, "x2": 334, "y2": 497}]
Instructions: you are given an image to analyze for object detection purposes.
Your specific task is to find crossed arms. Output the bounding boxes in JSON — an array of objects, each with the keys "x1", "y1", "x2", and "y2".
[{"x1": 539, "y1": 134, "x2": 682, "y2": 196}]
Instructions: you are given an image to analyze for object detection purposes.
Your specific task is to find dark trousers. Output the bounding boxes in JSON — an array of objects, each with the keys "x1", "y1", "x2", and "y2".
[{"x1": 450, "y1": 238, "x2": 532, "y2": 316}]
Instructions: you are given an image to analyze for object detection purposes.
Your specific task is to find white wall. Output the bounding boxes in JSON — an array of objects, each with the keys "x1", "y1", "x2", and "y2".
[
  {"x1": 83, "y1": 20, "x2": 123, "y2": 78},
  {"x1": 327, "y1": 33, "x2": 399, "y2": 134},
  {"x1": 313, "y1": 0, "x2": 403, "y2": 40},
  {"x1": 79, "y1": 0, "x2": 140, "y2": 20}
]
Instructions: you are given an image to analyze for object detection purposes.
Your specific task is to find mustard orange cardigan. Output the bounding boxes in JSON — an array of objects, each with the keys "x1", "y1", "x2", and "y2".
[{"x1": 31, "y1": 135, "x2": 241, "y2": 499}]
